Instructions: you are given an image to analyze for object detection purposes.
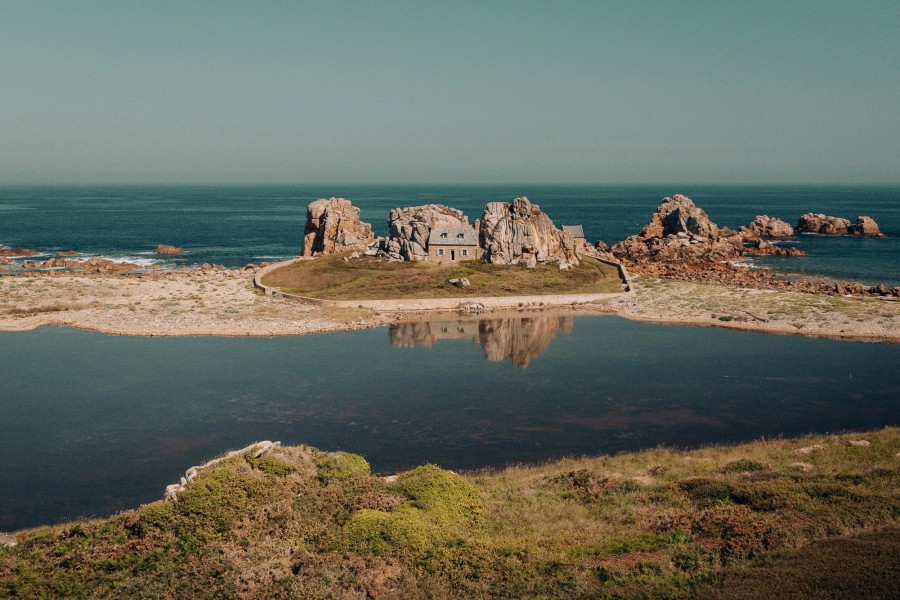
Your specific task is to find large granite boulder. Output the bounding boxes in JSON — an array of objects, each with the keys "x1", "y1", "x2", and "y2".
[
  {"x1": 796, "y1": 213, "x2": 853, "y2": 235},
  {"x1": 479, "y1": 197, "x2": 578, "y2": 269},
  {"x1": 0, "y1": 245, "x2": 38, "y2": 257},
  {"x1": 374, "y1": 204, "x2": 471, "y2": 261},
  {"x1": 740, "y1": 215, "x2": 794, "y2": 238},
  {"x1": 611, "y1": 195, "x2": 741, "y2": 264},
  {"x1": 796, "y1": 213, "x2": 885, "y2": 237},
  {"x1": 639, "y1": 194, "x2": 720, "y2": 240},
  {"x1": 154, "y1": 244, "x2": 183, "y2": 255},
  {"x1": 851, "y1": 216, "x2": 884, "y2": 237},
  {"x1": 301, "y1": 198, "x2": 374, "y2": 256}
]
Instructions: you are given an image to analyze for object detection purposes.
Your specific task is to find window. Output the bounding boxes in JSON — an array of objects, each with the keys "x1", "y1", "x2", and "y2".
[
  {"x1": 440, "y1": 232, "x2": 448, "y2": 239},
  {"x1": 461, "y1": 249, "x2": 468, "y2": 256},
  {"x1": 457, "y1": 233, "x2": 464, "y2": 238},
  {"x1": 437, "y1": 249, "x2": 444, "y2": 256}
]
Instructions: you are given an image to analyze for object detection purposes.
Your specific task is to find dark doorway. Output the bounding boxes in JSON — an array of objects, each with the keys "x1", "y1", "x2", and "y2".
[{"x1": 451, "y1": 250, "x2": 456, "y2": 260}]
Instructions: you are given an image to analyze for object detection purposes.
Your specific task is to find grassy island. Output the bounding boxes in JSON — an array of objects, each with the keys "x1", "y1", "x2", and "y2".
[
  {"x1": 260, "y1": 254, "x2": 623, "y2": 300},
  {"x1": 2, "y1": 429, "x2": 897, "y2": 598}
]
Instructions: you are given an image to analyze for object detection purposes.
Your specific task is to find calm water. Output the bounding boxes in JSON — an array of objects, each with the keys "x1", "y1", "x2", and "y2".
[
  {"x1": 1, "y1": 317, "x2": 898, "y2": 531},
  {"x1": 0, "y1": 185, "x2": 898, "y2": 285}
]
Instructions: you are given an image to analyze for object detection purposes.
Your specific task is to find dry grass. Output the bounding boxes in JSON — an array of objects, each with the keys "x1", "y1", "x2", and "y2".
[
  {"x1": 261, "y1": 254, "x2": 623, "y2": 300},
  {"x1": 2, "y1": 428, "x2": 897, "y2": 598}
]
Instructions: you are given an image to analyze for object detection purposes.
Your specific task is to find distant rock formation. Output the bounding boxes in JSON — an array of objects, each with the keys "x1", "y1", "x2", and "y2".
[
  {"x1": 301, "y1": 198, "x2": 374, "y2": 256},
  {"x1": 154, "y1": 244, "x2": 183, "y2": 255},
  {"x1": 740, "y1": 215, "x2": 794, "y2": 238},
  {"x1": 479, "y1": 197, "x2": 578, "y2": 269},
  {"x1": 372, "y1": 204, "x2": 471, "y2": 261},
  {"x1": 612, "y1": 195, "x2": 805, "y2": 266},
  {"x1": 0, "y1": 245, "x2": 38, "y2": 257},
  {"x1": 796, "y1": 213, "x2": 884, "y2": 237},
  {"x1": 22, "y1": 256, "x2": 148, "y2": 274},
  {"x1": 851, "y1": 216, "x2": 884, "y2": 237}
]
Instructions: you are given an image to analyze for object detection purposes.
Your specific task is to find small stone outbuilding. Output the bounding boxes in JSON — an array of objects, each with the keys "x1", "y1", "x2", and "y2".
[
  {"x1": 562, "y1": 225, "x2": 585, "y2": 240},
  {"x1": 428, "y1": 225, "x2": 481, "y2": 263}
]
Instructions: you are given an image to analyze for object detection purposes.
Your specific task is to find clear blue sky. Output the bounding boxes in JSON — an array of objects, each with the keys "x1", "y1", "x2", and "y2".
[{"x1": 1, "y1": 1, "x2": 898, "y2": 184}]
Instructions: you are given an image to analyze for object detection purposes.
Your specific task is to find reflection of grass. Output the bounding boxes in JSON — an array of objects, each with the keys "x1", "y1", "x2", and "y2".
[
  {"x1": 4, "y1": 428, "x2": 897, "y2": 598},
  {"x1": 262, "y1": 254, "x2": 622, "y2": 300}
]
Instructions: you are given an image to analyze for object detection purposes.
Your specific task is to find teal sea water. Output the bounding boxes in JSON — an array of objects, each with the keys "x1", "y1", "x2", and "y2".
[
  {"x1": 0, "y1": 317, "x2": 898, "y2": 531},
  {"x1": 1, "y1": 185, "x2": 898, "y2": 285}
]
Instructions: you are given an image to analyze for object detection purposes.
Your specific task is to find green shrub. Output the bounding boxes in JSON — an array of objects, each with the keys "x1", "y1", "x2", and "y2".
[
  {"x1": 247, "y1": 453, "x2": 295, "y2": 478},
  {"x1": 344, "y1": 506, "x2": 431, "y2": 554},
  {"x1": 393, "y1": 464, "x2": 484, "y2": 528},
  {"x1": 317, "y1": 452, "x2": 371, "y2": 480},
  {"x1": 131, "y1": 501, "x2": 176, "y2": 538}
]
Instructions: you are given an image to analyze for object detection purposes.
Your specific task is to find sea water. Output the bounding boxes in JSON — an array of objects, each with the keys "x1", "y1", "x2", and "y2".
[
  {"x1": 1, "y1": 185, "x2": 897, "y2": 285},
  {"x1": 0, "y1": 317, "x2": 897, "y2": 531}
]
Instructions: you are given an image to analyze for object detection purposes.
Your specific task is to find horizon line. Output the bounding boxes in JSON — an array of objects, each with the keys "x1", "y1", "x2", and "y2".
[{"x1": 2, "y1": 182, "x2": 900, "y2": 188}]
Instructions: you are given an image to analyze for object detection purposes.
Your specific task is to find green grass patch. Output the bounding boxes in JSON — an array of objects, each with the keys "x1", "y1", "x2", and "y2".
[{"x1": 261, "y1": 254, "x2": 622, "y2": 300}]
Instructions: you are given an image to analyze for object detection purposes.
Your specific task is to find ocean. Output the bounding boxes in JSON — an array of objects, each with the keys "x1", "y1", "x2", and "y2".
[{"x1": 1, "y1": 185, "x2": 898, "y2": 285}]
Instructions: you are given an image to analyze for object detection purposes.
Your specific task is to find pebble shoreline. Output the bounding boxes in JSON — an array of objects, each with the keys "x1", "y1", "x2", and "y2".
[{"x1": 0, "y1": 269, "x2": 897, "y2": 342}]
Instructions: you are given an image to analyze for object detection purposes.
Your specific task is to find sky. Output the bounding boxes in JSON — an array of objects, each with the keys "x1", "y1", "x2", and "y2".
[{"x1": 1, "y1": 1, "x2": 898, "y2": 184}]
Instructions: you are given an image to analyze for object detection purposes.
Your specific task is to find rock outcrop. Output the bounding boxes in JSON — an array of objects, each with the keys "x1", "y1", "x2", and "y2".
[
  {"x1": 796, "y1": 214, "x2": 885, "y2": 237},
  {"x1": 611, "y1": 195, "x2": 742, "y2": 265},
  {"x1": 372, "y1": 204, "x2": 470, "y2": 261},
  {"x1": 0, "y1": 245, "x2": 38, "y2": 257},
  {"x1": 154, "y1": 244, "x2": 183, "y2": 255},
  {"x1": 612, "y1": 195, "x2": 807, "y2": 266},
  {"x1": 301, "y1": 198, "x2": 374, "y2": 257},
  {"x1": 479, "y1": 197, "x2": 578, "y2": 269},
  {"x1": 740, "y1": 215, "x2": 794, "y2": 238},
  {"x1": 851, "y1": 216, "x2": 884, "y2": 237},
  {"x1": 22, "y1": 256, "x2": 148, "y2": 274}
]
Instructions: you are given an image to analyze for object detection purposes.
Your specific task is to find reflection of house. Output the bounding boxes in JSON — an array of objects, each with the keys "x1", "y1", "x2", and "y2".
[
  {"x1": 562, "y1": 225, "x2": 585, "y2": 240},
  {"x1": 428, "y1": 225, "x2": 481, "y2": 262},
  {"x1": 389, "y1": 315, "x2": 573, "y2": 368}
]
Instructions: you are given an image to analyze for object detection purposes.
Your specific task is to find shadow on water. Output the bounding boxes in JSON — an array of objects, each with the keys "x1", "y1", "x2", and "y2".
[{"x1": 0, "y1": 315, "x2": 898, "y2": 530}]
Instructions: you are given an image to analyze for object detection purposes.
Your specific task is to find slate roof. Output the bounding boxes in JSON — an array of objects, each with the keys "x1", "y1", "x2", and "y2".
[
  {"x1": 562, "y1": 225, "x2": 585, "y2": 239},
  {"x1": 428, "y1": 225, "x2": 479, "y2": 246}
]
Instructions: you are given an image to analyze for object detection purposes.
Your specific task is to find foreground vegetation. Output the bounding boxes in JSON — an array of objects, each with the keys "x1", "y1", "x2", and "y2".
[
  {"x1": 2, "y1": 429, "x2": 897, "y2": 598},
  {"x1": 261, "y1": 254, "x2": 623, "y2": 300}
]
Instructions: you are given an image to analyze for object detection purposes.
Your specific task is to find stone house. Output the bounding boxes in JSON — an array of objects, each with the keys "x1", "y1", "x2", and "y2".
[
  {"x1": 427, "y1": 225, "x2": 481, "y2": 262},
  {"x1": 562, "y1": 225, "x2": 585, "y2": 240}
]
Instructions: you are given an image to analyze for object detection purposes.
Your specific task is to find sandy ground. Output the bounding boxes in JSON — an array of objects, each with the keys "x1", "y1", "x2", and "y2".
[
  {"x1": 1, "y1": 270, "x2": 898, "y2": 341},
  {"x1": 0, "y1": 271, "x2": 384, "y2": 337},
  {"x1": 602, "y1": 276, "x2": 900, "y2": 342}
]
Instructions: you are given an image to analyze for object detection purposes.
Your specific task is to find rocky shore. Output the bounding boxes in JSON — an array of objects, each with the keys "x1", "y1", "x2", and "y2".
[{"x1": 1, "y1": 265, "x2": 897, "y2": 342}]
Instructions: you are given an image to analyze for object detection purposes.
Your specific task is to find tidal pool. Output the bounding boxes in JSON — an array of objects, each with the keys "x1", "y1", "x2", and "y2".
[{"x1": 1, "y1": 316, "x2": 897, "y2": 530}]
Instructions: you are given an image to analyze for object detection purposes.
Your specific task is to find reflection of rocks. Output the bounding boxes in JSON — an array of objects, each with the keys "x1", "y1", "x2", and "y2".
[{"x1": 389, "y1": 315, "x2": 573, "y2": 367}]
